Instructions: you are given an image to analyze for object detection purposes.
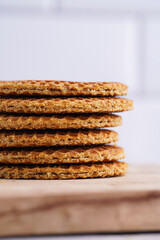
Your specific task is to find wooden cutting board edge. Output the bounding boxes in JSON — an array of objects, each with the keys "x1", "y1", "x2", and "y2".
[{"x1": 0, "y1": 165, "x2": 160, "y2": 236}]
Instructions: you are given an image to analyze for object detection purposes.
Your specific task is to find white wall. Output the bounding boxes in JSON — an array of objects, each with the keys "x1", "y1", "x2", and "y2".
[{"x1": 0, "y1": 0, "x2": 160, "y2": 164}]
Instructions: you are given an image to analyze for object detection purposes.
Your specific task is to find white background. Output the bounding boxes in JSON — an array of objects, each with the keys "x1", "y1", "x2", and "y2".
[{"x1": 0, "y1": 0, "x2": 160, "y2": 164}]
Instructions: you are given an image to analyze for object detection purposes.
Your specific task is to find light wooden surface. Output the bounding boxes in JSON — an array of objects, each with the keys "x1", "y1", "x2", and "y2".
[{"x1": 0, "y1": 165, "x2": 160, "y2": 237}]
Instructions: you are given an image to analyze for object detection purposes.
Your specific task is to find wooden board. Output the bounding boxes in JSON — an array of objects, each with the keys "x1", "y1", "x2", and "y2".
[{"x1": 0, "y1": 165, "x2": 160, "y2": 237}]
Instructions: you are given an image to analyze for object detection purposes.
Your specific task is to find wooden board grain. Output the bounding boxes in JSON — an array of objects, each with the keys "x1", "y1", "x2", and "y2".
[{"x1": 0, "y1": 165, "x2": 160, "y2": 237}]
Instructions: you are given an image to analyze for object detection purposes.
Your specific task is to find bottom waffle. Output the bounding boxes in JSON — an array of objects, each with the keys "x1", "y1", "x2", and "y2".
[{"x1": 0, "y1": 161, "x2": 128, "y2": 179}]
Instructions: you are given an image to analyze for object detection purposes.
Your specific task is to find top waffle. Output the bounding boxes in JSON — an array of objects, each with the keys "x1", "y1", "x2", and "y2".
[{"x1": 0, "y1": 80, "x2": 128, "y2": 97}]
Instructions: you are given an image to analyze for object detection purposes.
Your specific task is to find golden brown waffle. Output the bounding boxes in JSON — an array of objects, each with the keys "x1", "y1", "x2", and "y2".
[
  {"x1": 0, "y1": 80, "x2": 128, "y2": 96},
  {"x1": 0, "y1": 97, "x2": 133, "y2": 114},
  {"x1": 0, "y1": 113, "x2": 122, "y2": 130},
  {"x1": 0, "y1": 145, "x2": 125, "y2": 164},
  {"x1": 0, "y1": 161, "x2": 128, "y2": 179},
  {"x1": 0, "y1": 129, "x2": 118, "y2": 147}
]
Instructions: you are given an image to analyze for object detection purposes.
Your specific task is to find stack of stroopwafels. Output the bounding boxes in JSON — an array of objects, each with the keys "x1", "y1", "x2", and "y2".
[{"x1": 0, "y1": 80, "x2": 133, "y2": 179}]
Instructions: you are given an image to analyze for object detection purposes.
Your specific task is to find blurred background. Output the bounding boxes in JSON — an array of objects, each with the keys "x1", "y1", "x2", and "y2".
[{"x1": 0, "y1": 0, "x2": 160, "y2": 164}]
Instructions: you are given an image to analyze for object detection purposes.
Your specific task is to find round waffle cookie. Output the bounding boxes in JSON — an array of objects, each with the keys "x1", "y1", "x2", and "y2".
[
  {"x1": 0, "y1": 129, "x2": 118, "y2": 147},
  {"x1": 0, "y1": 80, "x2": 128, "y2": 96},
  {"x1": 0, "y1": 161, "x2": 128, "y2": 179},
  {"x1": 0, "y1": 145, "x2": 125, "y2": 164},
  {"x1": 0, "y1": 97, "x2": 133, "y2": 114},
  {"x1": 0, "y1": 113, "x2": 122, "y2": 130}
]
